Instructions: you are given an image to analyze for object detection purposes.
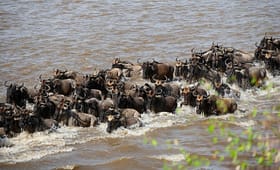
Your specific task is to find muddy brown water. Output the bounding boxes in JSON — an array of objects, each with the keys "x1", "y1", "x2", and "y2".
[{"x1": 0, "y1": 1, "x2": 280, "y2": 169}]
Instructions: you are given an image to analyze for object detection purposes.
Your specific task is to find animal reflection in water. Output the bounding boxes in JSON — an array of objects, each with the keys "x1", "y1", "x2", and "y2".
[{"x1": 1, "y1": 35, "x2": 280, "y2": 143}]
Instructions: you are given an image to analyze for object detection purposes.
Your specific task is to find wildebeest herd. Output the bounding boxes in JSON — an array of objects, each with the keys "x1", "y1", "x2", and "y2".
[{"x1": 0, "y1": 35, "x2": 279, "y2": 146}]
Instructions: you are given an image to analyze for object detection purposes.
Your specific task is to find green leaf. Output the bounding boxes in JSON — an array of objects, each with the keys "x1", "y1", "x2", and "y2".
[
  {"x1": 263, "y1": 110, "x2": 269, "y2": 116},
  {"x1": 208, "y1": 124, "x2": 215, "y2": 134},
  {"x1": 193, "y1": 160, "x2": 202, "y2": 167},
  {"x1": 257, "y1": 156, "x2": 264, "y2": 165},
  {"x1": 177, "y1": 164, "x2": 184, "y2": 170},
  {"x1": 252, "y1": 108, "x2": 258, "y2": 117},
  {"x1": 241, "y1": 161, "x2": 248, "y2": 170},
  {"x1": 230, "y1": 149, "x2": 239, "y2": 163},
  {"x1": 246, "y1": 141, "x2": 252, "y2": 151},
  {"x1": 219, "y1": 156, "x2": 224, "y2": 161},
  {"x1": 163, "y1": 163, "x2": 171, "y2": 170},
  {"x1": 212, "y1": 137, "x2": 218, "y2": 144},
  {"x1": 238, "y1": 144, "x2": 245, "y2": 152},
  {"x1": 151, "y1": 139, "x2": 158, "y2": 147},
  {"x1": 233, "y1": 137, "x2": 240, "y2": 145}
]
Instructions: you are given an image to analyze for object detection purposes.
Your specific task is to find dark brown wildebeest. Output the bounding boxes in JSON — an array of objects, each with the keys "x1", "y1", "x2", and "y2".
[
  {"x1": 5, "y1": 81, "x2": 30, "y2": 108},
  {"x1": 150, "y1": 87, "x2": 177, "y2": 114}
]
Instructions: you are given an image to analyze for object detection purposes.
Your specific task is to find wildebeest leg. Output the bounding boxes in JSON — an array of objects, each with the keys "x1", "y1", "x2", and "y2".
[{"x1": 90, "y1": 116, "x2": 97, "y2": 127}]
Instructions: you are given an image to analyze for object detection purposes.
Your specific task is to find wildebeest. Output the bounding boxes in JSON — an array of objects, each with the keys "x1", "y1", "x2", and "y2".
[
  {"x1": 74, "y1": 85, "x2": 103, "y2": 100},
  {"x1": 142, "y1": 60, "x2": 174, "y2": 82},
  {"x1": 85, "y1": 71, "x2": 108, "y2": 96},
  {"x1": 150, "y1": 87, "x2": 177, "y2": 113},
  {"x1": 255, "y1": 35, "x2": 280, "y2": 75},
  {"x1": 99, "y1": 97, "x2": 116, "y2": 122},
  {"x1": 116, "y1": 81, "x2": 138, "y2": 97},
  {"x1": 244, "y1": 66, "x2": 267, "y2": 88},
  {"x1": 33, "y1": 96, "x2": 57, "y2": 119},
  {"x1": 106, "y1": 108, "x2": 142, "y2": 133},
  {"x1": 153, "y1": 81, "x2": 181, "y2": 99},
  {"x1": 57, "y1": 108, "x2": 97, "y2": 127},
  {"x1": 175, "y1": 58, "x2": 189, "y2": 80},
  {"x1": 53, "y1": 69, "x2": 78, "y2": 80},
  {"x1": 196, "y1": 94, "x2": 237, "y2": 116},
  {"x1": 188, "y1": 58, "x2": 221, "y2": 83},
  {"x1": 106, "y1": 68, "x2": 123, "y2": 81},
  {"x1": 180, "y1": 84, "x2": 208, "y2": 107},
  {"x1": 197, "y1": 44, "x2": 254, "y2": 71},
  {"x1": 52, "y1": 79, "x2": 76, "y2": 96},
  {"x1": 20, "y1": 114, "x2": 60, "y2": 134},
  {"x1": 117, "y1": 94, "x2": 146, "y2": 114},
  {"x1": 255, "y1": 35, "x2": 280, "y2": 60},
  {"x1": 212, "y1": 80, "x2": 240, "y2": 99},
  {"x1": 5, "y1": 81, "x2": 30, "y2": 108},
  {"x1": 112, "y1": 58, "x2": 142, "y2": 78}
]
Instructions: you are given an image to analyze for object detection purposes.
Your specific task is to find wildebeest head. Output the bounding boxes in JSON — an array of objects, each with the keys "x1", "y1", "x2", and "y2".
[
  {"x1": 53, "y1": 69, "x2": 67, "y2": 79},
  {"x1": 152, "y1": 74, "x2": 166, "y2": 86},
  {"x1": 195, "y1": 89, "x2": 209, "y2": 106},
  {"x1": 33, "y1": 97, "x2": 56, "y2": 119},
  {"x1": 106, "y1": 114, "x2": 123, "y2": 133},
  {"x1": 20, "y1": 115, "x2": 42, "y2": 133},
  {"x1": 117, "y1": 94, "x2": 129, "y2": 109},
  {"x1": 175, "y1": 58, "x2": 183, "y2": 77},
  {"x1": 139, "y1": 83, "x2": 154, "y2": 99},
  {"x1": 142, "y1": 61, "x2": 153, "y2": 79}
]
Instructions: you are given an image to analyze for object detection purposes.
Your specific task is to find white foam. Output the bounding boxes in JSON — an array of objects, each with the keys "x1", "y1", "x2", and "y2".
[
  {"x1": 233, "y1": 120, "x2": 256, "y2": 127},
  {"x1": 0, "y1": 126, "x2": 78, "y2": 163},
  {"x1": 149, "y1": 154, "x2": 185, "y2": 162}
]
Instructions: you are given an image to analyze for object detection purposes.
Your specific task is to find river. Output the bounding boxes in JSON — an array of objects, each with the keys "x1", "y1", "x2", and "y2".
[{"x1": 0, "y1": 0, "x2": 280, "y2": 169}]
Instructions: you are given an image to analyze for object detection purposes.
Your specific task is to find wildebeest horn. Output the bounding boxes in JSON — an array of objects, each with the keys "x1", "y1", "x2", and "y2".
[
  {"x1": 152, "y1": 74, "x2": 157, "y2": 83},
  {"x1": 189, "y1": 85, "x2": 195, "y2": 91},
  {"x1": 156, "y1": 88, "x2": 163, "y2": 94},
  {"x1": 44, "y1": 84, "x2": 51, "y2": 92},
  {"x1": 34, "y1": 84, "x2": 39, "y2": 91},
  {"x1": 203, "y1": 92, "x2": 210, "y2": 98},
  {"x1": 192, "y1": 90, "x2": 198, "y2": 97},
  {"x1": 225, "y1": 58, "x2": 233, "y2": 68},
  {"x1": 191, "y1": 48, "x2": 195, "y2": 54},
  {"x1": 164, "y1": 75, "x2": 168, "y2": 82},
  {"x1": 137, "y1": 58, "x2": 140, "y2": 64},
  {"x1": 113, "y1": 57, "x2": 120, "y2": 64},
  {"x1": 255, "y1": 42, "x2": 259, "y2": 47},
  {"x1": 39, "y1": 74, "x2": 43, "y2": 82},
  {"x1": 54, "y1": 69, "x2": 59, "y2": 75},
  {"x1": 92, "y1": 68, "x2": 99, "y2": 76},
  {"x1": 18, "y1": 83, "x2": 24, "y2": 89},
  {"x1": 4, "y1": 81, "x2": 11, "y2": 87}
]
